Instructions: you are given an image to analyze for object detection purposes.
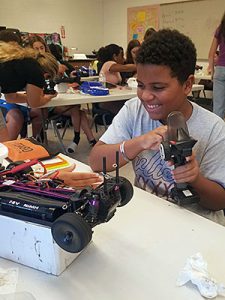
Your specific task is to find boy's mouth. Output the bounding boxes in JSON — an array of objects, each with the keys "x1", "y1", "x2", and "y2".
[{"x1": 145, "y1": 103, "x2": 161, "y2": 113}]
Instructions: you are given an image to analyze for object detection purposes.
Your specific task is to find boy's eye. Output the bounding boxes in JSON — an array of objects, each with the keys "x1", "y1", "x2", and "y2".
[{"x1": 152, "y1": 85, "x2": 165, "y2": 90}]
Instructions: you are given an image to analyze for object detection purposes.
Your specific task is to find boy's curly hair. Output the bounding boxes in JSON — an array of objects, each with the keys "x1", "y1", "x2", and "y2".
[{"x1": 136, "y1": 29, "x2": 196, "y2": 84}]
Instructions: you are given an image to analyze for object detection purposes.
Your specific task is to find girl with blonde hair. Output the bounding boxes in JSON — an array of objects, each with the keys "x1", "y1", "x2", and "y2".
[{"x1": 0, "y1": 30, "x2": 58, "y2": 108}]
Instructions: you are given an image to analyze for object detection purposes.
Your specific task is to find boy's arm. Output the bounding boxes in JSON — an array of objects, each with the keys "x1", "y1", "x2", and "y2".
[
  {"x1": 89, "y1": 126, "x2": 167, "y2": 172},
  {"x1": 192, "y1": 175, "x2": 225, "y2": 210},
  {"x1": 172, "y1": 154, "x2": 225, "y2": 210}
]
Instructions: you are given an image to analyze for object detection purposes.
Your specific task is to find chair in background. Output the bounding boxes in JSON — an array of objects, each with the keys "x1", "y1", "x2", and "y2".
[
  {"x1": 189, "y1": 83, "x2": 213, "y2": 112},
  {"x1": 46, "y1": 114, "x2": 71, "y2": 154},
  {"x1": 91, "y1": 103, "x2": 114, "y2": 132}
]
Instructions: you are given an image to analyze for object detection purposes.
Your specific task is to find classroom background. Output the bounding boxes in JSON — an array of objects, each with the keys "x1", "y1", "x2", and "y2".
[{"x1": 0, "y1": 0, "x2": 197, "y2": 57}]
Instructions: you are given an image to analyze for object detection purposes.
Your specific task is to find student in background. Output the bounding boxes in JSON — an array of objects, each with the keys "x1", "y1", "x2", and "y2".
[
  {"x1": 0, "y1": 99, "x2": 28, "y2": 140},
  {"x1": 29, "y1": 35, "x2": 67, "y2": 77},
  {"x1": 98, "y1": 44, "x2": 136, "y2": 85},
  {"x1": 30, "y1": 36, "x2": 96, "y2": 153},
  {"x1": 97, "y1": 43, "x2": 136, "y2": 115},
  {"x1": 0, "y1": 108, "x2": 9, "y2": 142},
  {"x1": 29, "y1": 35, "x2": 50, "y2": 54},
  {"x1": 0, "y1": 31, "x2": 57, "y2": 108},
  {"x1": 90, "y1": 29, "x2": 225, "y2": 226},
  {"x1": 48, "y1": 43, "x2": 75, "y2": 77},
  {"x1": 121, "y1": 39, "x2": 141, "y2": 82},
  {"x1": 198, "y1": 51, "x2": 219, "y2": 92},
  {"x1": 0, "y1": 30, "x2": 58, "y2": 140},
  {"x1": 126, "y1": 39, "x2": 141, "y2": 65},
  {"x1": 208, "y1": 12, "x2": 225, "y2": 119},
  {"x1": 143, "y1": 27, "x2": 156, "y2": 42}
]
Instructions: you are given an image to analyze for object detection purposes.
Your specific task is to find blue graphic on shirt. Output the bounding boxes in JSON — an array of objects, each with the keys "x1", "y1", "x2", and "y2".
[{"x1": 134, "y1": 151, "x2": 174, "y2": 199}]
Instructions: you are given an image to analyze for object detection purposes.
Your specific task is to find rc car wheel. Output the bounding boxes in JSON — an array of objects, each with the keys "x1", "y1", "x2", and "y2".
[
  {"x1": 51, "y1": 213, "x2": 92, "y2": 253},
  {"x1": 118, "y1": 177, "x2": 134, "y2": 207}
]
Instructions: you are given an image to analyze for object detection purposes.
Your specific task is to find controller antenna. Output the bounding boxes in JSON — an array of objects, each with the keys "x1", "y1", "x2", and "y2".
[
  {"x1": 115, "y1": 151, "x2": 119, "y2": 184},
  {"x1": 103, "y1": 156, "x2": 107, "y2": 193}
]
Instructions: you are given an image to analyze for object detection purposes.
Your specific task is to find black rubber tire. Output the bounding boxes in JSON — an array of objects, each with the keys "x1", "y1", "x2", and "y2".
[
  {"x1": 51, "y1": 213, "x2": 92, "y2": 253},
  {"x1": 118, "y1": 177, "x2": 134, "y2": 207}
]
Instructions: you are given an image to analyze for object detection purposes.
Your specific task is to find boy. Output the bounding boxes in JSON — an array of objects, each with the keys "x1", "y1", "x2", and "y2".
[{"x1": 89, "y1": 29, "x2": 225, "y2": 225}]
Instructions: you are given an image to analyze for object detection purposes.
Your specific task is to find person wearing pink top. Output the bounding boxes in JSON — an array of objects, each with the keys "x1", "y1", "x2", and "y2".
[
  {"x1": 97, "y1": 44, "x2": 136, "y2": 114},
  {"x1": 100, "y1": 61, "x2": 122, "y2": 85},
  {"x1": 208, "y1": 12, "x2": 225, "y2": 119}
]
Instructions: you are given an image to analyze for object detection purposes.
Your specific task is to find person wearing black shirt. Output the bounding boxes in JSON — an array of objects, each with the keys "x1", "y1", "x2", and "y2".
[
  {"x1": 0, "y1": 30, "x2": 58, "y2": 140},
  {"x1": 0, "y1": 30, "x2": 58, "y2": 108}
]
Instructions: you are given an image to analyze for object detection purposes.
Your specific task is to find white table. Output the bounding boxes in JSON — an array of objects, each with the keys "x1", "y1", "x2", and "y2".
[
  {"x1": 40, "y1": 88, "x2": 137, "y2": 108},
  {"x1": 194, "y1": 75, "x2": 213, "y2": 99},
  {"x1": 191, "y1": 84, "x2": 206, "y2": 100},
  {"x1": 195, "y1": 73, "x2": 212, "y2": 81},
  {"x1": 0, "y1": 159, "x2": 225, "y2": 300},
  {"x1": 80, "y1": 76, "x2": 99, "y2": 82},
  {"x1": 39, "y1": 88, "x2": 137, "y2": 152},
  {"x1": 41, "y1": 85, "x2": 205, "y2": 109},
  {"x1": 191, "y1": 84, "x2": 204, "y2": 92}
]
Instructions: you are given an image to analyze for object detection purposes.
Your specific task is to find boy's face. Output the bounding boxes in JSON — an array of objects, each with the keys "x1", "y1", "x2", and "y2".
[{"x1": 136, "y1": 64, "x2": 193, "y2": 122}]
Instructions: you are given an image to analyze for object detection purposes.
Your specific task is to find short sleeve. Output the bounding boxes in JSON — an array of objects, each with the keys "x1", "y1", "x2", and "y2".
[
  {"x1": 100, "y1": 101, "x2": 134, "y2": 144},
  {"x1": 23, "y1": 58, "x2": 45, "y2": 89},
  {"x1": 0, "y1": 58, "x2": 45, "y2": 94}
]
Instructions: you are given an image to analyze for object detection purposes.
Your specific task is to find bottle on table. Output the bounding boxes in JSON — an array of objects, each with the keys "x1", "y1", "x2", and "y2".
[
  {"x1": 88, "y1": 63, "x2": 94, "y2": 76},
  {"x1": 99, "y1": 71, "x2": 106, "y2": 87}
]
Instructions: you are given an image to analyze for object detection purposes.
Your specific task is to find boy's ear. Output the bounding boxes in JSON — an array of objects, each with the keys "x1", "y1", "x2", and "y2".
[{"x1": 183, "y1": 75, "x2": 195, "y2": 94}]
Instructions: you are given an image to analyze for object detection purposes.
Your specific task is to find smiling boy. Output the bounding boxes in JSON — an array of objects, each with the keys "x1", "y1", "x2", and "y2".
[{"x1": 89, "y1": 29, "x2": 225, "y2": 225}]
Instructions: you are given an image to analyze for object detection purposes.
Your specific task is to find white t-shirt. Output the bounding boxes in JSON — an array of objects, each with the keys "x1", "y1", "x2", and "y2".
[{"x1": 100, "y1": 97, "x2": 225, "y2": 226}]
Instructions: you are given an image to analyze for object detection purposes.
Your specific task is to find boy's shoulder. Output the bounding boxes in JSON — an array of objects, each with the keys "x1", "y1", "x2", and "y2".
[
  {"x1": 191, "y1": 102, "x2": 222, "y2": 122},
  {"x1": 125, "y1": 96, "x2": 142, "y2": 107},
  {"x1": 190, "y1": 102, "x2": 225, "y2": 131}
]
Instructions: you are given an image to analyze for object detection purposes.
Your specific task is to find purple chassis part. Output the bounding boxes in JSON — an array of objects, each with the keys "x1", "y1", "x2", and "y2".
[{"x1": 0, "y1": 180, "x2": 76, "y2": 201}]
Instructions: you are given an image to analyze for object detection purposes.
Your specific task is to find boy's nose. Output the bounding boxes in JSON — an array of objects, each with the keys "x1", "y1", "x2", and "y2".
[{"x1": 140, "y1": 90, "x2": 155, "y2": 101}]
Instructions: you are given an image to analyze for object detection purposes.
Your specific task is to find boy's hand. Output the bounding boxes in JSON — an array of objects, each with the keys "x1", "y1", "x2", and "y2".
[
  {"x1": 141, "y1": 126, "x2": 167, "y2": 151},
  {"x1": 171, "y1": 153, "x2": 200, "y2": 185}
]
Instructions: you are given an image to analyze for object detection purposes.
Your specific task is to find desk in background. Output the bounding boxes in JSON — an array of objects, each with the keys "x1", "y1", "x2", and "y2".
[
  {"x1": 80, "y1": 75, "x2": 99, "y2": 82},
  {"x1": 40, "y1": 88, "x2": 137, "y2": 108},
  {"x1": 0, "y1": 158, "x2": 224, "y2": 300},
  {"x1": 68, "y1": 58, "x2": 94, "y2": 69},
  {"x1": 42, "y1": 84, "x2": 205, "y2": 109},
  {"x1": 195, "y1": 73, "x2": 212, "y2": 82},
  {"x1": 40, "y1": 88, "x2": 137, "y2": 153}
]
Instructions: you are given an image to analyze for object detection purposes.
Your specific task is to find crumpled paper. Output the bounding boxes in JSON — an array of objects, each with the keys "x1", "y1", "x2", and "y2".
[
  {"x1": 0, "y1": 268, "x2": 18, "y2": 294},
  {"x1": 177, "y1": 253, "x2": 225, "y2": 298}
]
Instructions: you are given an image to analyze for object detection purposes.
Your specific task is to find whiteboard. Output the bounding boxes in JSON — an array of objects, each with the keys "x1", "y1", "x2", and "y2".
[{"x1": 160, "y1": 0, "x2": 224, "y2": 59}]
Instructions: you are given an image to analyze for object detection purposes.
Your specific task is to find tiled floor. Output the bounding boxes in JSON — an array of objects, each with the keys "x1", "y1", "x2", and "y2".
[{"x1": 44, "y1": 118, "x2": 135, "y2": 183}]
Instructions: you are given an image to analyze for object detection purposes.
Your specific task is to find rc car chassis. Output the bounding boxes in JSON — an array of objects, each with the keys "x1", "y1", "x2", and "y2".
[{"x1": 0, "y1": 153, "x2": 133, "y2": 253}]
